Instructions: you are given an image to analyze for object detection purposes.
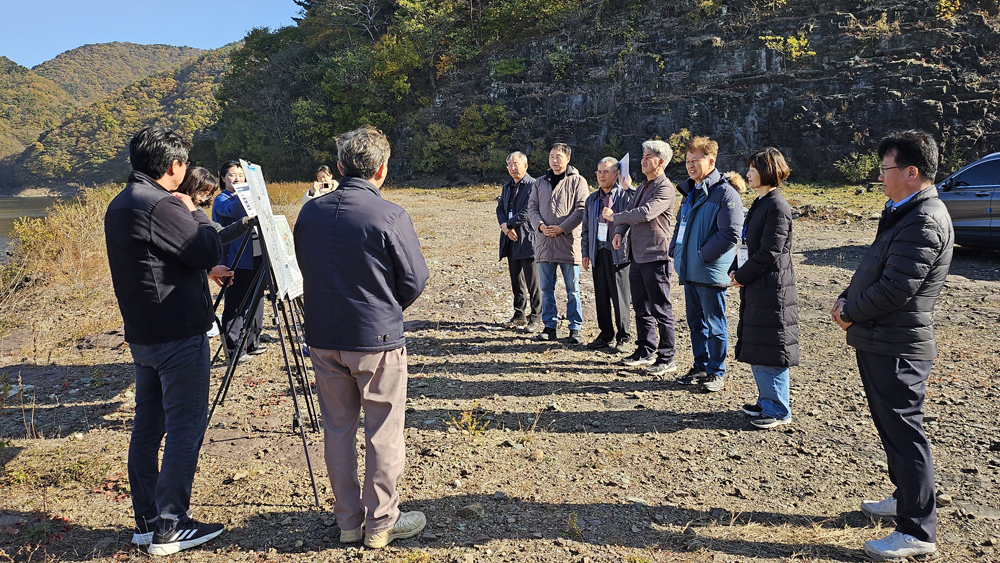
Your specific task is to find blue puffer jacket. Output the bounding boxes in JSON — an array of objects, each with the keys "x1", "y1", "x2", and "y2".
[{"x1": 670, "y1": 169, "x2": 743, "y2": 287}]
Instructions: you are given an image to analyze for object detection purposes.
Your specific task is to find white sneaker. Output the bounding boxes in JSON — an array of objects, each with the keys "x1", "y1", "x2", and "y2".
[
  {"x1": 364, "y1": 511, "x2": 426, "y2": 548},
  {"x1": 206, "y1": 321, "x2": 220, "y2": 338},
  {"x1": 861, "y1": 496, "x2": 897, "y2": 518},
  {"x1": 864, "y1": 531, "x2": 936, "y2": 561}
]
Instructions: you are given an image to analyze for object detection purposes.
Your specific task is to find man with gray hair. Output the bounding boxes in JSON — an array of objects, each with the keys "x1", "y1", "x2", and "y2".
[
  {"x1": 603, "y1": 140, "x2": 678, "y2": 375},
  {"x1": 295, "y1": 125, "x2": 429, "y2": 549},
  {"x1": 496, "y1": 151, "x2": 541, "y2": 332},
  {"x1": 581, "y1": 156, "x2": 635, "y2": 348}
]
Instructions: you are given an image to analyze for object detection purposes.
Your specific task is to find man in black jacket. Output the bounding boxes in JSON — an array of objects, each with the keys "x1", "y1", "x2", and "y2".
[
  {"x1": 104, "y1": 126, "x2": 224, "y2": 556},
  {"x1": 832, "y1": 130, "x2": 953, "y2": 562},
  {"x1": 295, "y1": 126, "x2": 429, "y2": 549},
  {"x1": 497, "y1": 151, "x2": 541, "y2": 332}
]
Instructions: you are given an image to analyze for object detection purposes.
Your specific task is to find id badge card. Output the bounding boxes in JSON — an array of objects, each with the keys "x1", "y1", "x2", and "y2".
[
  {"x1": 737, "y1": 244, "x2": 749, "y2": 267},
  {"x1": 676, "y1": 222, "x2": 687, "y2": 245},
  {"x1": 597, "y1": 222, "x2": 609, "y2": 242},
  {"x1": 508, "y1": 211, "x2": 513, "y2": 219}
]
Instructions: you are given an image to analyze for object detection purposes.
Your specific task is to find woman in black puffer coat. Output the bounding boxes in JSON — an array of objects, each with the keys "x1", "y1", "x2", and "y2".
[{"x1": 729, "y1": 148, "x2": 799, "y2": 429}]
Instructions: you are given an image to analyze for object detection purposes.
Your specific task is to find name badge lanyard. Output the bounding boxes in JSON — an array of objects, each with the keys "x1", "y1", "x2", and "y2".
[{"x1": 737, "y1": 209, "x2": 750, "y2": 268}]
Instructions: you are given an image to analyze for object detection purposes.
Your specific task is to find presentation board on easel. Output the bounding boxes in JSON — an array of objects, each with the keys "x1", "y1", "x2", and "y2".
[{"x1": 238, "y1": 160, "x2": 304, "y2": 300}]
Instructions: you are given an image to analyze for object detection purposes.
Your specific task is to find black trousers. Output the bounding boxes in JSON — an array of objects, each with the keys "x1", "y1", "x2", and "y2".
[
  {"x1": 221, "y1": 255, "x2": 265, "y2": 354},
  {"x1": 856, "y1": 349, "x2": 936, "y2": 542},
  {"x1": 629, "y1": 260, "x2": 676, "y2": 361},
  {"x1": 507, "y1": 257, "x2": 541, "y2": 323},
  {"x1": 592, "y1": 248, "x2": 631, "y2": 342}
]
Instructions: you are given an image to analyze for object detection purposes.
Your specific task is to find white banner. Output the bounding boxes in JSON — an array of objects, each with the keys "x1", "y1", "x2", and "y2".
[{"x1": 239, "y1": 160, "x2": 304, "y2": 300}]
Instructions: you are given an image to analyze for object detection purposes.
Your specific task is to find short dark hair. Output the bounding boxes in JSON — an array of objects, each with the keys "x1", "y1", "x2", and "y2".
[
  {"x1": 877, "y1": 130, "x2": 938, "y2": 182},
  {"x1": 177, "y1": 166, "x2": 219, "y2": 208},
  {"x1": 218, "y1": 160, "x2": 243, "y2": 189},
  {"x1": 128, "y1": 126, "x2": 191, "y2": 178},
  {"x1": 550, "y1": 143, "x2": 572, "y2": 158},
  {"x1": 336, "y1": 126, "x2": 391, "y2": 179},
  {"x1": 746, "y1": 147, "x2": 791, "y2": 187}
]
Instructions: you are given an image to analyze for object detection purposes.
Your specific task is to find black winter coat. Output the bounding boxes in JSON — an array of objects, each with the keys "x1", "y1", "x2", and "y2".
[
  {"x1": 731, "y1": 190, "x2": 800, "y2": 367},
  {"x1": 496, "y1": 173, "x2": 536, "y2": 261},
  {"x1": 838, "y1": 186, "x2": 953, "y2": 360},
  {"x1": 104, "y1": 171, "x2": 223, "y2": 345},
  {"x1": 294, "y1": 176, "x2": 429, "y2": 352}
]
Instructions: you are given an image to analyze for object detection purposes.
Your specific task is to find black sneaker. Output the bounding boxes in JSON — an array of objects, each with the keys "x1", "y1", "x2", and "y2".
[
  {"x1": 615, "y1": 335, "x2": 631, "y2": 347},
  {"x1": 676, "y1": 367, "x2": 708, "y2": 385},
  {"x1": 567, "y1": 329, "x2": 584, "y2": 346},
  {"x1": 247, "y1": 343, "x2": 267, "y2": 355},
  {"x1": 741, "y1": 403, "x2": 763, "y2": 416},
  {"x1": 586, "y1": 337, "x2": 611, "y2": 349},
  {"x1": 622, "y1": 351, "x2": 656, "y2": 367},
  {"x1": 148, "y1": 519, "x2": 224, "y2": 556},
  {"x1": 751, "y1": 415, "x2": 791, "y2": 429},
  {"x1": 536, "y1": 327, "x2": 557, "y2": 341},
  {"x1": 131, "y1": 518, "x2": 157, "y2": 547}
]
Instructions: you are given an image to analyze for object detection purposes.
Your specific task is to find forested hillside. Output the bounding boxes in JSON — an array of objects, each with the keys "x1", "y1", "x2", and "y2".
[
  {"x1": 32, "y1": 42, "x2": 205, "y2": 106},
  {"x1": 0, "y1": 57, "x2": 74, "y2": 159},
  {"x1": 14, "y1": 48, "x2": 230, "y2": 187},
  {"x1": 2, "y1": 0, "x2": 999, "y2": 191}
]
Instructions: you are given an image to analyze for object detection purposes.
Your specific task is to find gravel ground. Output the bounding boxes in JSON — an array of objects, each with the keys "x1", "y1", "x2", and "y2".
[{"x1": 1, "y1": 184, "x2": 999, "y2": 562}]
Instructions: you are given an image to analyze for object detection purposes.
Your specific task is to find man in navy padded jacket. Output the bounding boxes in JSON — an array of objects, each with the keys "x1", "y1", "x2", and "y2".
[
  {"x1": 104, "y1": 126, "x2": 224, "y2": 556},
  {"x1": 295, "y1": 126, "x2": 429, "y2": 549}
]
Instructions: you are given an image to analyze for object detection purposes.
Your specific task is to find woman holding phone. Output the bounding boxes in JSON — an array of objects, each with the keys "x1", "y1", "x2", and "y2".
[{"x1": 729, "y1": 147, "x2": 799, "y2": 429}]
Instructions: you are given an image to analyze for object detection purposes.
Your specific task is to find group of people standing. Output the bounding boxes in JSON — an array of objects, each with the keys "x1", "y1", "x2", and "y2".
[
  {"x1": 103, "y1": 123, "x2": 952, "y2": 562},
  {"x1": 495, "y1": 131, "x2": 953, "y2": 561},
  {"x1": 497, "y1": 137, "x2": 799, "y2": 428}
]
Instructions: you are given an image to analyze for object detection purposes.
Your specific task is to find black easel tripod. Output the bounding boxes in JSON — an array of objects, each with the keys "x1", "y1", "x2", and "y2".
[{"x1": 206, "y1": 218, "x2": 322, "y2": 507}]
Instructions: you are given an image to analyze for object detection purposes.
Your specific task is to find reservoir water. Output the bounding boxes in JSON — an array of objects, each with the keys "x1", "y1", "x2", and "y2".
[{"x1": 0, "y1": 197, "x2": 56, "y2": 257}]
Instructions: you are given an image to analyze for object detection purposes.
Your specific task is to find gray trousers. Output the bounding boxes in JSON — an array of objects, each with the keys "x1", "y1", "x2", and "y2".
[{"x1": 311, "y1": 347, "x2": 408, "y2": 535}]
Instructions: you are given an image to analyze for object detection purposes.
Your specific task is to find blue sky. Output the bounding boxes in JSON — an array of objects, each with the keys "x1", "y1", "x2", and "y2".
[{"x1": 0, "y1": 0, "x2": 302, "y2": 68}]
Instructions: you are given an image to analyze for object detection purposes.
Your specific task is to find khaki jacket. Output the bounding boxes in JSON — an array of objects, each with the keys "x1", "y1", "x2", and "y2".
[
  {"x1": 612, "y1": 173, "x2": 676, "y2": 264},
  {"x1": 528, "y1": 166, "x2": 588, "y2": 264}
]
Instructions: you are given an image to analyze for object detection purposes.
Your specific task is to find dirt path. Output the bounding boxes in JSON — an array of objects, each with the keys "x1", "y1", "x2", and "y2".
[{"x1": 1, "y1": 185, "x2": 999, "y2": 562}]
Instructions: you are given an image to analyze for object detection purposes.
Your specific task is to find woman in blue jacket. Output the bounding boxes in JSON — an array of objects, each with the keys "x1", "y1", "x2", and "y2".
[
  {"x1": 729, "y1": 148, "x2": 799, "y2": 429},
  {"x1": 212, "y1": 160, "x2": 266, "y2": 361}
]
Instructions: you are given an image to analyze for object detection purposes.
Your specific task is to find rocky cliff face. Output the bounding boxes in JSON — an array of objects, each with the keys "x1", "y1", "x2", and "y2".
[{"x1": 420, "y1": 0, "x2": 1000, "y2": 181}]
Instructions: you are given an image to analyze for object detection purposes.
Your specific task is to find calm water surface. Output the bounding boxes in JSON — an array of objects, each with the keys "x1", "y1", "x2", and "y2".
[{"x1": 0, "y1": 197, "x2": 56, "y2": 256}]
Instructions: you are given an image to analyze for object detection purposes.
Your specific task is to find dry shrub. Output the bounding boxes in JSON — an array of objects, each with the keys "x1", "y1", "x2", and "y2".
[
  {"x1": 1, "y1": 185, "x2": 122, "y2": 343},
  {"x1": 267, "y1": 181, "x2": 311, "y2": 207}
]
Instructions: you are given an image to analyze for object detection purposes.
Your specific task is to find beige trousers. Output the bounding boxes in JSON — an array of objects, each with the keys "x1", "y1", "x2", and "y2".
[{"x1": 311, "y1": 347, "x2": 407, "y2": 534}]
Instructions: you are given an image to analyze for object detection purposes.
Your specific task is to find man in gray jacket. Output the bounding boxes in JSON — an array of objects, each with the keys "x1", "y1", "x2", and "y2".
[
  {"x1": 832, "y1": 130, "x2": 952, "y2": 562},
  {"x1": 528, "y1": 143, "x2": 589, "y2": 344},
  {"x1": 604, "y1": 140, "x2": 678, "y2": 375},
  {"x1": 581, "y1": 156, "x2": 634, "y2": 349}
]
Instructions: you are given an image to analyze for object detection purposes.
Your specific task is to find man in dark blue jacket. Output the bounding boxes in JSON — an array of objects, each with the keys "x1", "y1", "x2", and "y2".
[
  {"x1": 104, "y1": 126, "x2": 224, "y2": 555},
  {"x1": 832, "y1": 130, "x2": 951, "y2": 562},
  {"x1": 670, "y1": 136, "x2": 742, "y2": 393},
  {"x1": 295, "y1": 126, "x2": 429, "y2": 549},
  {"x1": 496, "y1": 151, "x2": 541, "y2": 332}
]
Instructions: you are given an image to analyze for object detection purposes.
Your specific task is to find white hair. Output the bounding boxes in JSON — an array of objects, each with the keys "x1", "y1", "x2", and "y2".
[
  {"x1": 642, "y1": 139, "x2": 673, "y2": 163},
  {"x1": 598, "y1": 156, "x2": 620, "y2": 171},
  {"x1": 506, "y1": 151, "x2": 527, "y2": 164}
]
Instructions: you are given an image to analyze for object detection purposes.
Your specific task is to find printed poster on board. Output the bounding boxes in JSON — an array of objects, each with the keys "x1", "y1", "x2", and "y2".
[{"x1": 239, "y1": 160, "x2": 304, "y2": 300}]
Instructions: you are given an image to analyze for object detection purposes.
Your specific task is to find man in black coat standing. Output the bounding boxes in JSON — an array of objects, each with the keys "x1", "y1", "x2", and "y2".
[
  {"x1": 832, "y1": 130, "x2": 953, "y2": 562},
  {"x1": 295, "y1": 126, "x2": 429, "y2": 549},
  {"x1": 104, "y1": 126, "x2": 224, "y2": 556},
  {"x1": 497, "y1": 151, "x2": 541, "y2": 332}
]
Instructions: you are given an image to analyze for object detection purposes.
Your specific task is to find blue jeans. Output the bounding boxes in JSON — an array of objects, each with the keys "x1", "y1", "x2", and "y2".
[
  {"x1": 538, "y1": 262, "x2": 582, "y2": 330},
  {"x1": 751, "y1": 364, "x2": 791, "y2": 419},
  {"x1": 128, "y1": 334, "x2": 211, "y2": 527},
  {"x1": 684, "y1": 284, "x2": 728, "y2": 375}
]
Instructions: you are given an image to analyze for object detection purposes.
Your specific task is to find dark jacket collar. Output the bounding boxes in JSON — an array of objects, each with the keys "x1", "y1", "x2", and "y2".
[
  {"x1": 680, "y1": 168, "x2": 723, "y2": 197},
  {"x1": 337, "y1": 176, "x2": 382, "y2": 198},
  {"x1": 128, "y1": 170, "x2": 170, "y2": 192},
  {"x1": 545, "y1": 166, "x2": 579, "y2": 184},
  {"x1": 880, "y1": 185, "x2": 938, "y2": 231},
  {"x1": 506, "y1": 173, "x2": 535, "y2": 189}
]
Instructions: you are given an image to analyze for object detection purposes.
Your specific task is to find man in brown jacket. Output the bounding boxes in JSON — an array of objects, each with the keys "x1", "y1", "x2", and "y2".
[
  {"x1": 528, "y1": 143, "x2": 589, "y2": 344},
  {"x1": 604, "y1": 140, "x2": 678, "y2": 375}
]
